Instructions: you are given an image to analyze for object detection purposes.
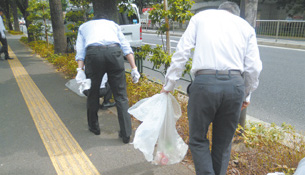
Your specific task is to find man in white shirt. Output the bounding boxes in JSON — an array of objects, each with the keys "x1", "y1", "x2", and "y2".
[
  {"x1": 161, "y1": 1, "x2": 262, "y2": 175},
  {"x1": 0, "y1": 7, "x2": 13, "y2": 60},
  {"x1": 75, "y1": 14, "x2": 140, "y2": 143}
]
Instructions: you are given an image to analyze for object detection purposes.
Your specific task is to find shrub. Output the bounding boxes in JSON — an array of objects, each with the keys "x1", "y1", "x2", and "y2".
[{"x1": 8, "y1": 30, "x2": 23, "y2": 35}]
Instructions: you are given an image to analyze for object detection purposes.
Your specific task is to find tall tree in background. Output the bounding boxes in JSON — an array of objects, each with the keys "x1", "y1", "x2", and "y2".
[
  {"x1": 0, "y1": 0, "x2": 13, "y2": 30},
  {"x1": 240, "y1": 0, "x2": 258, "y2": 27},
  {"x1": 11, "y1": 0, "x2": 20, "y2": 32},
  {"x1": 49, "y1": 0, "x2": 67, "y2": 54},
  {"x1": 16, "y1": 0, "x2": 34, "y2": 42}
]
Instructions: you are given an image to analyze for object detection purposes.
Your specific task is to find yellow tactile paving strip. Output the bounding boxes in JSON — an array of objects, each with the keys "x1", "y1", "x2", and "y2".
[{"x1": 7, "y1": 46, "x2": 100, "y2": 175}]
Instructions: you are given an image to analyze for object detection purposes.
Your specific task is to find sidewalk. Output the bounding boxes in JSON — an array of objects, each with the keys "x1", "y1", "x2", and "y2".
[
  {"x1": 0, "y1": 34, "x2": 195, "y2": 175},
  {"x1": 143, "y1": 29, "x2": 305, "y2": 50}
]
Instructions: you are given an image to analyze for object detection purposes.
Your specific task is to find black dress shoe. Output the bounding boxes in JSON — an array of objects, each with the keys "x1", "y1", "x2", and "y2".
[
  {"x1": 5, "y1": 57, "x2": 13, "y2": 60},
  {"x1": 100, "y1": 101, "x2": 116, "y2": 110},
  {"x1": 89, "y1": 123, "x2": 100, "y2": 135},
  {"x1": 119, "y1": 132, "x2": 130, "y2": 144},
  {"x1": 89, "y1": 127, "x2": 100, "y2": 135}
]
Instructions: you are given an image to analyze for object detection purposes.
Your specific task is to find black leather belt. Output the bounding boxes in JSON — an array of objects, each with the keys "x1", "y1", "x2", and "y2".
[
  {"x1": 195, "y1": 69, "x2": 241, "y2": 76},
  {"x1": 87, "y1": 43, "x2": 120, "y2": 49}
]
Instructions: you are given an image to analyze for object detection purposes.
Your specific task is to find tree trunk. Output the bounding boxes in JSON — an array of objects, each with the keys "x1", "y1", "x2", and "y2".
[
  {"x1": 16, "y1": 0, "x2": 34, "y2": 42},
  {"x1": 12, "y1": 0, "x2": 20, "y2": 31},
  {"x1": 49, "y1": 0, "x2": 67, "y2": 54},
  {"x1": 42, "y1": 6, "x2": 49, "y2": 45},
  {"x1": 240, "y1": 0, "x2": 258, "y2": 28},
  {"x1": 5, "y1": 0, "x2": 13, "y2": 30},
  {"x1": 92, "y1": 0, "x2": 118, "y2": 23},
  {"x1": 164, "y1": 0, "x2": 171, "y2": 54},
  {"x1": 238, "y1": 0, "x2": 258, "y2": 129}
]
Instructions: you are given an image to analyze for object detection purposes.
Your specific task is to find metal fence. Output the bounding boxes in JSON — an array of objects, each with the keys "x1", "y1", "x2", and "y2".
[{"x1": 256, "y1": 20, "x2": 305, "y2": 41}]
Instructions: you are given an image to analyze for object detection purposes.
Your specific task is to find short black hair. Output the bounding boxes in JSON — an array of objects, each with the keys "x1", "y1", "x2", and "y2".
[{"x1": 0, "y1": 7, "x2": 3, "y2": 12}]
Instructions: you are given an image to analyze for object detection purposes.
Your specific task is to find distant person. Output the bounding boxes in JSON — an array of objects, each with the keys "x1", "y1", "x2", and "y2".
[
  {"x1": 286, "y1": 14, "x2": 293, "y2": 20},
  {"x1": 161, "y1": 1, "x2": 262, "y2": 175},
  {"x1": 75, "y1": 14, "x2": 140, "y2": 144},
  {"x1": 82, "y1": 73, "x2": 116, "y2": 110},
  {"x1": 285, "y1": 14, "x2": 293, "y2": 32},
  {"x1": 0, "y1": 7, "x2": 13, "y2": 60}
]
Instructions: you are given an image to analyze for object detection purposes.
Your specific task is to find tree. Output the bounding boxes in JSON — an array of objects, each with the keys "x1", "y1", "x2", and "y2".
[
  {"x1": 27, "y1": 0, "x2": 51, "y2": 44},
  {"x1": 0, "y1": 0, "x2": 13, "y2": 30},
  {"x1": 11, "y1": 0, "x2": 20, "y2": 32},
  {"x1": 49, "y1": 0, "x2": 67, "y2": 54},
  {"x1": 16, "y1": 0, "x2": 34, "y2": 42},
  {"x1": 240, "y1": 0, "x2": 258, "y2": 28},
  {"x1": 135, "y1": 0, "x2": 194, "y2": 75},
  {"x1": 238, "y1": 0, "x2": 258, "y2": 128},
  {"x1": 149, "y1": 0, "x2": 194, "y2": 54}
]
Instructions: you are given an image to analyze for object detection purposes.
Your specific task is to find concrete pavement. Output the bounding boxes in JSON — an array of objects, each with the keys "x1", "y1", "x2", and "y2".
[{"x1": 0, "y1": 34, "x2": 195, "y2": 175}]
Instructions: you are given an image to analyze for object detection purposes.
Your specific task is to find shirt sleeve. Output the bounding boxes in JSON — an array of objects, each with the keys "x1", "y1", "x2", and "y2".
[
  {"x1": 243, "y1": 31, "x2": 263, "y2": 102},
  {"x1": 0, "y1": 16, "x2": 6, "y2": 38},
  {"x1": 75, "y1": 28, "x2": 86, "y2": 61},
  {"x1": 116, "y1": 25, "x2": 133, "y2": 55},
  {"x1": 163, "y1": 16, "x2": 197, "y2": 91}
]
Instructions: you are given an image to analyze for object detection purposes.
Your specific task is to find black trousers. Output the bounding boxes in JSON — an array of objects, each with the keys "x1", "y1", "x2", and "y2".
[
  {"x1": 0, "y1": 33, "x2": 9, "y2": 59},
  {"x1": 84, "y1": 45, "x2": 131, "y2": 138},
  {"x1": 187, "y1": 73, "x2": 245, "y2": 175}
]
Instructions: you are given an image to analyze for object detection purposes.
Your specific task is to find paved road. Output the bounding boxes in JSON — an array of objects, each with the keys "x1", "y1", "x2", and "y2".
[
  {"x1": 142, "y1": 32, "x2": 305, "y2": 133},
  {"x1": 0, "y1": 34, "x2": 195, "y2": 175}
]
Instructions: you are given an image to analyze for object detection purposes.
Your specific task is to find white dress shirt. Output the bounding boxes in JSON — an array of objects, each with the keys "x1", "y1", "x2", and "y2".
[
  {"x1": 164, "y1": 9, "x2": 262, "y2": 102},
  {"x1": 75, "y1": 19, "x2": 133, "y2": 61},
  {"x1": 0, "y1": 16, "x2": 6, "y2": 38}
]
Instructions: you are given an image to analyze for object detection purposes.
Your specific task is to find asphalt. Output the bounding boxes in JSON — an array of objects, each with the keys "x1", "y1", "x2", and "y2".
[
  {"x1": 142, "y1": 29, "x2": 305, "y2": 50},
  {"x1": 0, "y1": 31, "x2": 303, "y2": 174}
]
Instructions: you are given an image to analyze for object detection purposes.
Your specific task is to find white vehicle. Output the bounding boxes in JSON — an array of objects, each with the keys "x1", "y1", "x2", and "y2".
[
  {"x1": 118, "y1": 4, "x2": 142, "y2": 47},
  {"x1": 65, "y1": 3, "x2": 142, "y2": 51}
]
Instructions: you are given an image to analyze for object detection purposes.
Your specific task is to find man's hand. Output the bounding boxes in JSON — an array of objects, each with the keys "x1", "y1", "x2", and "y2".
[
  {"x1": 75, "y1": 68, "x2": 86, "y2": 83},
  {"x1": 160, "y1": 87, "x2": 170, "y2": 94},
  {"x1": 241, "y1": 101, "x2": 250, "y2": 110},
  {"x1": 131, "y1": 67, "x2": 140, "y2": 83}
]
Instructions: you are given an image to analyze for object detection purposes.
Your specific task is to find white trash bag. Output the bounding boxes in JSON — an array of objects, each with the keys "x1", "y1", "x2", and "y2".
[
  {"x1": 65, "y1": 78, "x2": 91, "y2": 97},
  {"x1": 128, "y1": 93, "x2": 188, "y2": 165}
]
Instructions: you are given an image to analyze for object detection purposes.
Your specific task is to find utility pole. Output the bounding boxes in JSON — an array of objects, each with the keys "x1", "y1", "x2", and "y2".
[
  {"x1": 239, "y1": 0, "x2": 258, "y2": 128},
  {"x1": 164, "y1": 0, "x2": 171, "y2": 54}
]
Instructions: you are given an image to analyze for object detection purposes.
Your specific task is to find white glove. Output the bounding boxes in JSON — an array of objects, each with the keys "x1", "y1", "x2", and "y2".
[
  {"x1": 75, "y1": 68, "x2": 86, "y2": 83},
  {"x1": 131, "y1": 67, "x2": 140, "y2": 83},
  {"x1": 79, "y1": 79, "x2": 91, "y2": 95}
]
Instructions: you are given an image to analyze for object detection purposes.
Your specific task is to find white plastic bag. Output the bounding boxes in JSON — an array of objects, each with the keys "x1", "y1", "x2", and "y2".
[
  {"x1": 128, "y1": 93, "x2": 188, "y2": 165},
  {"x1": 65, "y1": 79, "x2": 85, "y2": 97},
  {"x1": 78, "y1": 79, "x2": 91, "y2": 95},
  {"x1": 294, "y1": 157, "x2": 305, "y2": 175}
]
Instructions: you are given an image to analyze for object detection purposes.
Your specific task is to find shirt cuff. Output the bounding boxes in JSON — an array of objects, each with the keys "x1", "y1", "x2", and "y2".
[
  {"x1": 245, "y1": 93, "x2": 252, "y2": 102},
  {"x1": 123, "y1": 50, "x2": 134, "y2": 56},
  {"x1": 75, "y1": 57, "x2": 85, "y2": 61}
]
